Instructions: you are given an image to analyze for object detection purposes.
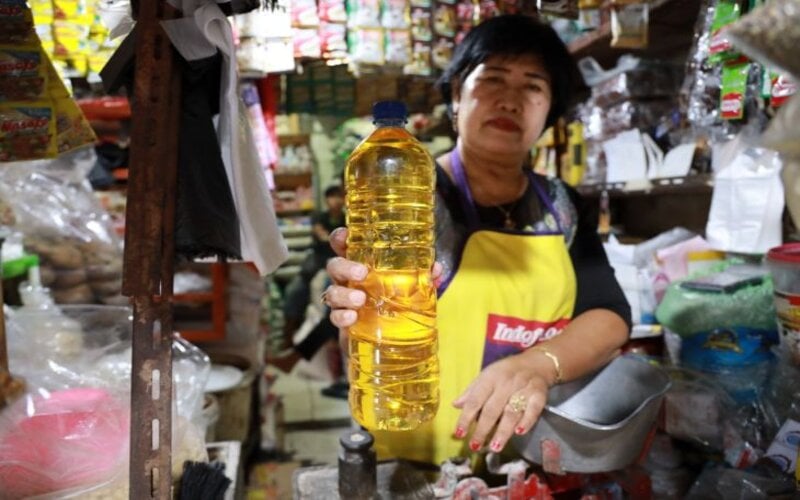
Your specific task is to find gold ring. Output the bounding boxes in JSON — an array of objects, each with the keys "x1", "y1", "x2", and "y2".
[{"x1": 507, "y1": 393, "x2": 526, "y2": 413}]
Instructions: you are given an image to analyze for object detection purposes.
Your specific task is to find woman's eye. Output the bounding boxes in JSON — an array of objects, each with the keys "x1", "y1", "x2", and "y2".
[{"x1": 527, "y1": 84, "x2": 543, "y2": 92}]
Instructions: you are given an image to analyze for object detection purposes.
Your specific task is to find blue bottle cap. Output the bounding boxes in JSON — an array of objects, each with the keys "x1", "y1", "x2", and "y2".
[{"x1": 372, "y1": 101, "x2": 408, "y2": 122}]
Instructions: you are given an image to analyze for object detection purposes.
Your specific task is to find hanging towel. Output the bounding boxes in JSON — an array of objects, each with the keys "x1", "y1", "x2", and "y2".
[{"x1": 163, "y1": 2, "x2": 288, "y2": 274}]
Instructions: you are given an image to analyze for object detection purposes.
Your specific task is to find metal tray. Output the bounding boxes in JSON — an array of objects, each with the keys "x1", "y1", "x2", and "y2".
[{"x1": 511, "y1": 355, "x2": 671, "y2": 473}]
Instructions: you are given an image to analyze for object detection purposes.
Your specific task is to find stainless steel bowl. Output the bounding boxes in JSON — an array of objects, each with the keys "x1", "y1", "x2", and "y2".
[{"x1": 511, "y1": 355, "x2": 671, "y2": 473}]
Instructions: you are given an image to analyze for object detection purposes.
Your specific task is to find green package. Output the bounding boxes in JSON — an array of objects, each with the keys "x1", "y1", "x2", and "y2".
[
  {"x1": 721, "y1": 62, "x2": 750, "y2": 120},
  {"x1": 709, "y1": 1, "x2": 741, "y2": 64}
]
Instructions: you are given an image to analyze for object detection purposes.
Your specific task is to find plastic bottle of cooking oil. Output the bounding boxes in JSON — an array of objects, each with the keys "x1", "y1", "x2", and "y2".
[{"x1": 344, "y1": 101, "x2": 439, "y2": 431}]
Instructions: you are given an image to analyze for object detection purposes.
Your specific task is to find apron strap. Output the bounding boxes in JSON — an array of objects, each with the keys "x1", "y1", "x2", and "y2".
[
  {"x1": 449, "y1": 149, "x2": 481, "y2": 228},
  {"x1": 527, "y1": 169, "x2": 565, "y2": 234},
  {"x1": 450, "y1": 149, "x2": 565, "y2": 234}
]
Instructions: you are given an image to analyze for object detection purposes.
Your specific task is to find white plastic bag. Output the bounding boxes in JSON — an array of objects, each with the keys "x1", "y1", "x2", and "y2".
[{"x1": 706, "y1": 147, "x2": 784, "y2": 254}]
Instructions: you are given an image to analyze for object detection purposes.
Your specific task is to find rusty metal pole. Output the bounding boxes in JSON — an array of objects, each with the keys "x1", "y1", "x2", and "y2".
[{"x1": 124, "y1": 0, "x2": 181, "y2": 495}]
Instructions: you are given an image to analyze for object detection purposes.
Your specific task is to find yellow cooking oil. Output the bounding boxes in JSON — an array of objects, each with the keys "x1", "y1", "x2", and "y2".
[{"x1": 344, "y1": 101, "x2": 439, "y2": 431}]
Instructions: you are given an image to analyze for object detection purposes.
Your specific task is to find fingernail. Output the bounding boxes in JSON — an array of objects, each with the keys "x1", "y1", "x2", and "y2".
[
  {"x1": 349, "y1": 291, "x2": 365, "y2": 305},
  {"x1": 490, "y1": 440, "x2": 502, "y2": 452},
  {"x1": 354, "y1": 265, "x2": 368, "y2": 280},
  {"x1": 515, "y1": 426, "x2": 526, "y2": 435},
  {"x1": 453, "y1": 427, "x2": 466, "y2": 439},
  {"x1": 469, "y1": 440, "x2": 481, "y2": 452},
  {"x1": 343, "y1": 310, "x2": 357, "y2": 323}
]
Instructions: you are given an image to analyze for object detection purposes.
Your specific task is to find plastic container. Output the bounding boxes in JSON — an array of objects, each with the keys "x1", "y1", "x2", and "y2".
[
  {"x1": 766, "y1": 243, "x2": 800, "y2": 366},
  {"x1": 344, "y1": 100, "x2": 439, "y2": 431}
]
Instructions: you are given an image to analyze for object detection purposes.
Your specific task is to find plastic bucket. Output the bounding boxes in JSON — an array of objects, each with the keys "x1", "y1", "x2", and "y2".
[{"x1": 766, "y1": 243, "x2": 800, "y2": 366}]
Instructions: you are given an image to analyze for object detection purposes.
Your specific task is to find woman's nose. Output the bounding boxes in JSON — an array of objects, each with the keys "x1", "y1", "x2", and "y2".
[{"x1": 496, "y1": 91, "x2": 522, "y2": 113}]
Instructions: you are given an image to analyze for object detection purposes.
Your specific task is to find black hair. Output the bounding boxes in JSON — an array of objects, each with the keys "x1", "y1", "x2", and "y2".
[
  {"x1": 436, "y1": 14, "x2": 582, "y2": 128},
  {"x1": 324, "y1": 185, "x2": 344, "y2": 198}
]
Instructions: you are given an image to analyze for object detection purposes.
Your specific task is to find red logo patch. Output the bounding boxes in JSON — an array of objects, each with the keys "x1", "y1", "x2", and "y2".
[{"x1": 485, "y1": 314, "x2": 569, "y2": 349}]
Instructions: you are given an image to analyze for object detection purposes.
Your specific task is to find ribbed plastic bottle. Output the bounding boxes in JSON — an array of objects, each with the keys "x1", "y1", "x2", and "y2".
[{"x1": 344, "y1": 101, "x2": 439, "y2": 431}]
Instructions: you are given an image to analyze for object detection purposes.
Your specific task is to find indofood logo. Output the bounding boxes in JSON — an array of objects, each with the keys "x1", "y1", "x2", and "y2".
[{"x1": 486, "y1": 314, "x2": 569, "y2": 349}]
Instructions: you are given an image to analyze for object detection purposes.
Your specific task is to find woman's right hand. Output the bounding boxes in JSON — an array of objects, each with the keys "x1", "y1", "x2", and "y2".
[
  {"x1": 324, "y1": 228, "x2": 369, "y2": 330},
  {"x1": 325, "y1": 227, "x2": 442, "y2": 346}
]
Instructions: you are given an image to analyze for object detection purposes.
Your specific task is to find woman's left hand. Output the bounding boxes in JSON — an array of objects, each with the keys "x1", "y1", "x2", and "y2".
[{"x1": 452, "y1": 354, "x2": 553, "y2": 453}]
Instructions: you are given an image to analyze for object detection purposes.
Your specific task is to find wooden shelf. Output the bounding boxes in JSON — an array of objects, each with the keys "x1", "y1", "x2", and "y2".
[
  {"x1": 274, "y1": 172, "x2": 313, "y2": 190},
  {"x1": 277, "y1": 134, "x2": 311, "y2": 147},
  {"x1": 174, "y1": 263, "x2": 228, "y2": 342},
  {"x1": 275, "y1": 207, "x2": 314, "y2": 217},
  {"x1": 568, "y1": 0, "x2": 702, "y2": 68},
  {"x1": 577, "y1": 174, "x2": 713, "y2": 198}
]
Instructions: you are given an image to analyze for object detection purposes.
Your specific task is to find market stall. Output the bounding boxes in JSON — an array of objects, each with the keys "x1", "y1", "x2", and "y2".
[{"x1": 1, "y1": 0, "x2": 799, "y2": 497}]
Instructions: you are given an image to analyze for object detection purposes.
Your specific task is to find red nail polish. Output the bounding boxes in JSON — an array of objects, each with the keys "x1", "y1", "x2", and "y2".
[
  {"x1": 515, "y1": 426, "x2": 526, "y2": 435},
  {"x1": 469, "y1": 441, "x2": 481, "y2": 452},
  {"x1": 454, "y1": 427, "x2": 466, "y2": 439},
  {"x1": 490, "y1": 440, "x2": 502, "y2": 452}
]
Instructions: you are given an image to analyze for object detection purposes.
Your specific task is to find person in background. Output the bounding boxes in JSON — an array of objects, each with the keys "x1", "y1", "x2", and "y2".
[
  {"x1": 322, "y1": 14, "x2": 632, "y2": 466},
  {"x1": 279, "y1": 185, "x2": 345, "y2": 350}
]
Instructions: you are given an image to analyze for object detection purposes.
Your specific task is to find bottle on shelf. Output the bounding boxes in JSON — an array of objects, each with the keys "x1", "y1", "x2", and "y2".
[{"x1": 344, "y1": 100, "x2": 439, "y2": 431}]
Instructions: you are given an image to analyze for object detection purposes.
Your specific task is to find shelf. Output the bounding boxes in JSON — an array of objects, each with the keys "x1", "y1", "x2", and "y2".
[
  {"x1": 577, "y1": 174, "x2": 713, "y2": 198},
  {"x1": 568, "y1": 0, "x2": 702, "y2": 68},
  {"x1": 276, "y1": 207, "x2": 314, "y2": 217},
  {"x1": 277, "y1": 134, "x2": 311, "y2": 147},
  {"x1": 274, "y1": 171, "x2": 313, "y2": 190}
]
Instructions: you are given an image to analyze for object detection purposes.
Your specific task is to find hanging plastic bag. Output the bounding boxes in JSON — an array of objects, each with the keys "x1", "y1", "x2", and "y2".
[{"x1": 705, "y1": 145, "x2": 784, "y2": 255}]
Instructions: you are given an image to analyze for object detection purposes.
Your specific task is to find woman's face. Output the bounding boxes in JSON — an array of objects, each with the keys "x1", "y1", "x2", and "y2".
[{"x1": 452, "y1": 54, "x2": 553, "y2": 158}]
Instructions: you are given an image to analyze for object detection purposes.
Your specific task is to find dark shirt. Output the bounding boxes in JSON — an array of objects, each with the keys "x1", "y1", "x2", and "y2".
[
  {"x1": 434, "y1": 164, "x2": 632, "y2": 329},
  {"x1": 312, "y1": 210, "x2": 345, "y2": 260}
]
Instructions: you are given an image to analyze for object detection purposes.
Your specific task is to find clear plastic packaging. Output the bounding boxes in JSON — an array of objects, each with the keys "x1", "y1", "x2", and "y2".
[
  {"x1": 685, "y1": 462, "x2": 796, "y2": 499},
  {"x1": 0, "y1": 387, "x2": 130, "y2": 498},
  {"x1": 591, "y1": 63, "x2": 682, "y2": 108},
  {"x1": 0, "y1": 305, "x2": 211, "y2": 497},
  {"x1": 655, "y1": 264, "x2": 778, "y2": 337},
  {"x1": 0, "y1": 150, "x2": 124, "y2": 306}
]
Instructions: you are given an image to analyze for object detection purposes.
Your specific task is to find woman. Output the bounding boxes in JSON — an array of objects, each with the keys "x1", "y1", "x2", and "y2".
[{"x1": 324, "y1": 14, "x2": 631, "y2": 465}]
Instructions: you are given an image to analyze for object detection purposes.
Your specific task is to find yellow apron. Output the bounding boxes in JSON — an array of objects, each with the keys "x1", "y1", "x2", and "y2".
[{"x1": 373, "y1": 152, "x2": 578, "y2": 465}]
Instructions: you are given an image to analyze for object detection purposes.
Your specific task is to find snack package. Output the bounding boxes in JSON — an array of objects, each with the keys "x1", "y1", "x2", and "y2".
[
  {"x1": 54, "y1": 96, "x2": 97, "y2": 154},
  {"x1": 381, "y1": 0, "x2": 410, "y2": 28},
  {"x1": 347, "y1": 0, "x2": 381, "y2": 28},
  {"x1": 708, "y1": 0, "x2": 741, "y2": 64},
  {"x1": 291, "y1": 0, "x2": 319, "y2": 27},
  {"x1": 720, "y1": 62, "x2": 750, "y2": 120},
  {"x1": 771, "y1": 74, "x2": 796, "y2": 108},
  {"x1": 0, "y1": 0, "x2": 34, "y2": 44},
  {"x1": 293, "y1": 27, "x2": 322, "y2": 58},
  {"x1": 0, "y1": 46, "x2": 47, "y2": 102},
  {"x1": 411, "y1": 0, "x2": 430, "y2": 6},
  {"x1": 0, "y1": 101, "x2": 56, "y2": 161},
  {"x1": 385, "y1": 28, "x2": 411, "y2": 66},
  {"x1": 348, "y1": 27, "x2": 384, "y2": 64},
  {"x1": 404, "y1": 40, "x2": 432, "y2": 75},
  {"x1": 610, "y1": 0, "x2": 649, "y2": 49},
  {"x1": 433, "y1": 3, "x2": 456, "y2": 37},
  {"x1": 432, "y1": 35, "x2": 453, "y2": 70},
  {"x1": 411, "y1": 7, "x2": 433, "y2": 41},
  {"x1": 319, "y1": 21, "x2": 347, "y2": 60},
  {"x1": 53, "y1": 21, "x2": 91, "y2": 60},
  {"x1": 53, "y1": 0, "x2": 86, "y2": 20},
  {"x1": 319, "y1": 0, "x2": 347, "y2": 22}
]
